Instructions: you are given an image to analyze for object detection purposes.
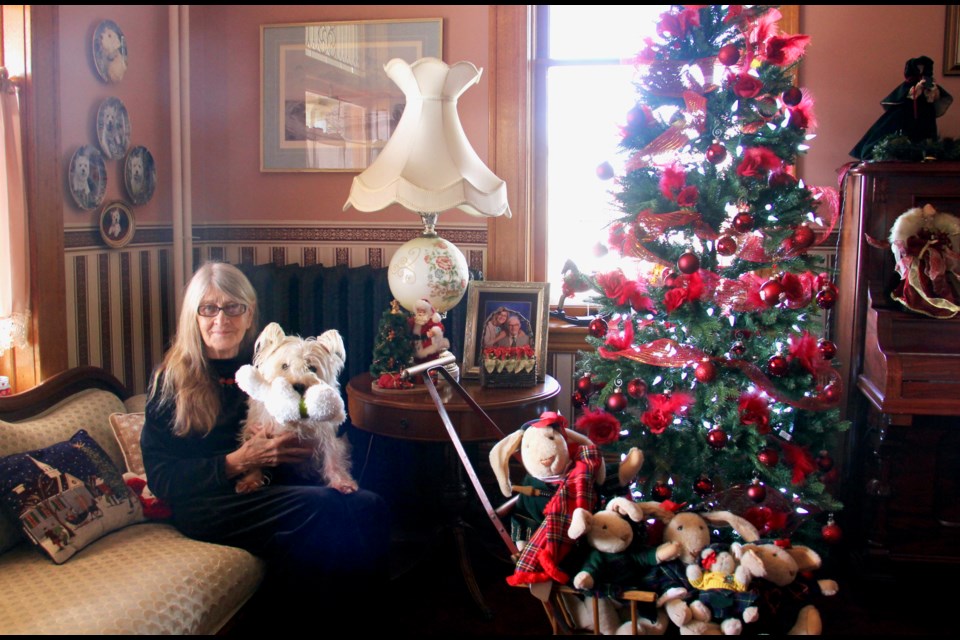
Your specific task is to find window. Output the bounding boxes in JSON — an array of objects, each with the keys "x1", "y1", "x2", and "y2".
[{"x1": 536, "y1": 5, "x2": 666, "y2": 308}]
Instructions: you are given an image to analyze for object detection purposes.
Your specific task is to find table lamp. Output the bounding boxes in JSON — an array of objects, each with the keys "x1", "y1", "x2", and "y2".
[{"x1": 343, "y1": 57, "x2": 511, "y2": 317}]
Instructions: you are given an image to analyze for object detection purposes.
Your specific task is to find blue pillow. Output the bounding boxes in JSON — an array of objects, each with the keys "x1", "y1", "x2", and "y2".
[{"x1": 0, "y1": 429, "x2": 143, "y2": 563}]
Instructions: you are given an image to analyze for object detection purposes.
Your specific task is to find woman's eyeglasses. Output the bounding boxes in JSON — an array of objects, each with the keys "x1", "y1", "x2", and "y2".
[{"x1": 197, "y1": 303, "x2": 247, "y2": 317}]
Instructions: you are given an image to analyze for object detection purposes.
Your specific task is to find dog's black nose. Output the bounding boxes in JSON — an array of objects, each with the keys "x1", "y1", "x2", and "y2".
[{"x1": 292, "y1": 383, "x2": 307, "y2": 396}]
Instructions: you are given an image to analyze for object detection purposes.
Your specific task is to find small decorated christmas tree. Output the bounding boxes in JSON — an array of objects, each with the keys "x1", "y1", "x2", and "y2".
[
  {"x1": 574, "y1": 6, "x2": 847, "y2": 550},
  {"x1": 369, "y1": 300, "x2": 415, "y2": 387}
]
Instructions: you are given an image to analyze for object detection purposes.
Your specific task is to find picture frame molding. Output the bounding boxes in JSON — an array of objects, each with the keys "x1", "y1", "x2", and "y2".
[
  {"x1": 945, "y1": 6, "x2": 960, "y2": 75},
  {"x1": 99, "y1": 201, "x2": 135, "y2": 249},
  {"x1": 260, "y1": 18, "x2": 443, "y2": 172},
  {"x1": 462, "y1": 280, "x2": 550, "y2": 381}
]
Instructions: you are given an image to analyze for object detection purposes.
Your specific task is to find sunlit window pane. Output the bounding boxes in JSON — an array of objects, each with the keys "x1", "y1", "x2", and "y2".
[{"x1": 544, "y1": 5, "x2": 665, "y2": 307}]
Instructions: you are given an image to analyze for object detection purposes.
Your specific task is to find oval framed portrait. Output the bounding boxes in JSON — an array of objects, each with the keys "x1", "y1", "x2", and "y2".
[
  {"x1": 99, "y1": 201, "x2": 135, "y2": 249},
  {"x1": 92, "y1": 20, "x2": 127, "y2": 83},
  {"x1": 124, "y1": 145, "x2": 157, "y2": 206},
  {"x1": 96, "y1": 97, "x2": 131, "y2": 160},
  {"x1": 68, "y1": 145, "x2": 107, "y2": 211}
]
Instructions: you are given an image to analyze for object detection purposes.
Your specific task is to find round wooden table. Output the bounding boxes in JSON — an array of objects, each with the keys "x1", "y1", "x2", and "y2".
[
  {"x1": 346, "y1": 371, "x2": 560, "y2": 617},
  {"x1": 346, "y1": 372, "x2": 561, "y2": 442}
]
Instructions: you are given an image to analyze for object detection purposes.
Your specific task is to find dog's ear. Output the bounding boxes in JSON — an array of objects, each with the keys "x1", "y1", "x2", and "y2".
[
  {"x1": 254, "y1": 322, "x2": 286, "y2": 362},
  {"x1": 317, "y1": 330, "x2": 346, "y2": 373}
]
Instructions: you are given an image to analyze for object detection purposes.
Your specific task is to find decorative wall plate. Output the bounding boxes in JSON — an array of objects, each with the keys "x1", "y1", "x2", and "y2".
[
  {"x1": 93, "y1": 20, "x2": 127, "y2": 83},
  {"x1": 99, "y1": 201, "x2": 135, "y2": 249},
  {"x1": 68, "y1": 145, "x2": 107, "y2": 211},
  {"x1": 124, "y1": 145, "x2": 156, "y2": 206},
  {"x1": 96, "y1": 97, "x2": 131, "y2": 160}
]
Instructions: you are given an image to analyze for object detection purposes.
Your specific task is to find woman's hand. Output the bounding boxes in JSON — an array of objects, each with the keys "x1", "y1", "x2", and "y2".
[{"x1": 225, "y1": 428, "x2": 315, "y2": 478}]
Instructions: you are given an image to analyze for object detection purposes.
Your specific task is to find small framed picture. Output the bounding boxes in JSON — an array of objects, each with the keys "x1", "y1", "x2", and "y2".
[
  {"x1": 93, "y1": 20, "x2": 127, "y2": 83},
  {"x1": 99, "y1": 201, "x2": 135, "y2": 249},
  {"x1": 462, "y1": 281, "x2": 550, "y2": 380}
]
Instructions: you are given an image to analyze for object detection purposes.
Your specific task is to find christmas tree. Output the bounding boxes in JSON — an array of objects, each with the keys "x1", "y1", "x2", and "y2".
[
  {"x1": 573, "y1": 6, "x2": 846, "y2": 550},
  {"x1": 369, "y1": 300, "x2": 415, "y2": 386}
]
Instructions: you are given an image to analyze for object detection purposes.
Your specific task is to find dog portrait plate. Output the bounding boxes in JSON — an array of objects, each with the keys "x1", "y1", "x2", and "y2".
[
  {"x1": 124, "y1": 145, "x2": 156, "y2": 206},
  {"x1": 68, "y1": 145, "x2": 107, "y2": 211},
  {"x1": 96, "y1": 97, "x2": 131, "y2": 160},
  {"x1": 93, "y1": 20, "x2": 127, "y2": 83}
]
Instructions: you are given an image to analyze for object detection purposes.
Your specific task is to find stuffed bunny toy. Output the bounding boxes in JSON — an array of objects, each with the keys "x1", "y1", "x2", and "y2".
[
  {"x1": 561, "y1": 497, "x2": 679, "y2": 635},
  {"x1": 732, "y1": 541, "x2": 838, "y2": 635},
  {"x1": 489, "y1": 411, "x2": 644, "y2": 550},
  {"x1": 651, "y1": 509, "x2": 760, "y2": 633}
]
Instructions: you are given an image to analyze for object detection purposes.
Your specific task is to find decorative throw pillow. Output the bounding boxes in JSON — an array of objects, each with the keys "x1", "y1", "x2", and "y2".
[
  {"x1": 0, "y1": 429, "x2": 144, "y2": 564},
  {"x1": 109, "y1": 412, "x2": 146, "y2": 475}
]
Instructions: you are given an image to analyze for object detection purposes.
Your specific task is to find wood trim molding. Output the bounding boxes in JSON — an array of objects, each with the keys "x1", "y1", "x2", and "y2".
[{"x1": 487, "y1": 5, "x2": 533, "y2": 282}]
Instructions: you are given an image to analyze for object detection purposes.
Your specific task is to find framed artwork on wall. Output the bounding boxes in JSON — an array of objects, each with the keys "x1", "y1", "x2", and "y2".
[
  {"x1": 945, "y1": 6, "x2": 960, "y2": 75},
  {"x1": 461, "y1": 281, "x2": 550, "y2": 381},
  {"x1": 260, "y1": 18, "x2": 442, "y2": 172},
  {"x1": 99, "y1": 201, "x2": 135, "y2": 249}
]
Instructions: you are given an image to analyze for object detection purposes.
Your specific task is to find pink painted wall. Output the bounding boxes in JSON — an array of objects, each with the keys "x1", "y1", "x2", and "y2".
[
  {"x1": 56, "y1": 6, "x2": 960, "y2": 232},
  {"x1": 58, "y1": 5, "x2": 171, "y2": 229},
  {"x1": 187, "y1": 5, "x2": 490, "y2": 227},
  {"x1": 799, "y1": 5, "x2": 960, "y2": 190}
]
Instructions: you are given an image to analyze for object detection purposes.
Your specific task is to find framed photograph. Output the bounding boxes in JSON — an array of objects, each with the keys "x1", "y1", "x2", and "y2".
[
  {"x1": 946, "y1": 6, "x2": 960, "y2": 75},
  {"x1": 462, "y1": 281, "x2": 551, "y2": 381},
  {"x1": 261, "y1": 19, "x2": 442, "y2": 172},
  {"x1": 99, "y1": 201, "x2": 135, "y2": 249}
]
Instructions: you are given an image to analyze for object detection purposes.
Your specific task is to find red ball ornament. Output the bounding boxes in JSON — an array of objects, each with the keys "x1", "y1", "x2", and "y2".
[
  {"x1": 782, "y1": 86, "x2": 803, "y2": 106},
  {"x1": 717, "y1": 43, "x2": 741, "y2": 66},
  {"x1": 663, "y1": 269, "x2": 681, "y2": 287},
  {"x1": 822, "y1": 521, "x2": 843, "y2": 544},
  {"x1": 747, "y1": 480, "x2": 767, "y2": 503},
  {"x1": 694, "y1": 360, "x2": 717, "y2": 383},
  {"x1": 756, "y1": 96, "x2": 779, "y2": 119},
  {"x1": 818, "y1": 339, "x2": 838, "y2": 360},
  {"x1": 652, "y1": 482, "x2": 672, "y2": 501},
  {"x1": 576, "y1": 375, "x2": 594, "y2": 394},
  {"x1": 816, "y1": 286, "x2": 838, "y2": 310},
  {"x1": 767, "y1": 354, "x2": 789, "y2": 377},
  {"x1": 571, "y1": 391, "x2": 588, "y2": 408},
  {"x1": 716, "y1": 235, "x2": 737, "y2": 256},
  {"x1": 758, "y1": 447, "x2": 779, "y2": 467},
  {"x1": 816, "y1": 450, "x2": 834, "y2": 473},
  {"x1": 732, "y1": 212, "x2": 755, "y2": 233},
  {"x1": 791, "y1": 225, "x2": 815, "y2": 251},
  {"x1": 768, "y1": 170, "x2": 798, "y2": 188},
  {"x1": 588, "y1": 317, "x2": 609, "y2": 338},
  {"x1": 677, "y1": 251, "x2": 700, "y2": 275},
  {"x1": 694, "y1": 475, "x2": 715, "y2": 496},
  {"x1": 626, "y1": 104, "x2": 648, "y2": 129},
  {"x1": 627, "y1": 378, "x2": 648, "y2": 399},
  {"x1": 706, "y1": 143, "x2": 727, "y2": 164},
  {"x1": 759, "y1": 279, "x2": 784, "y2": 307},
  {"x1": 596, "y1": 161, "x2": 615, "y2": 181},
  {"x1": 707, "y1": 428, "x2": 727, "y2": 450},
  {"x1": 730, "y1": 341, "x2": 746, "y2": 357},
  {"x1": 606, "y1": 390, "x2": 628, "y2": 412},
  {"x1": 820, "y1": 382, "x2": 840, "y2": 402}
]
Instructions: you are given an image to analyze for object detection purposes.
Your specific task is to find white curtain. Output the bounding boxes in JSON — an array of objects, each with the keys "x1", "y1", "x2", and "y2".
[{"x1": 0, "y1": 67, "x2": 30, "y2": 356}]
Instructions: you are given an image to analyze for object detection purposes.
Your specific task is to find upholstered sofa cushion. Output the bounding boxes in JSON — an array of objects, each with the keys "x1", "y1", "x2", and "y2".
[
  {"x1": 0, "y1": 388, "x2": 128, "y2": 554},
  {"x1": 0, "y1": 521, "x2": 266, "y2": 634},
  {"x1": 110, "y1": 411, "x2": 146, "y2": 475},
  {"x1": 0, "y1": 429, "x2": 144, "y2": 564}
]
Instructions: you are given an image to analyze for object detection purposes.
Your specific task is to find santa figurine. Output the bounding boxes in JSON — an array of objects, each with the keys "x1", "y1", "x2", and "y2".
[{"x1": 409, "y1": 298, "x2": 451, "y2": 363}]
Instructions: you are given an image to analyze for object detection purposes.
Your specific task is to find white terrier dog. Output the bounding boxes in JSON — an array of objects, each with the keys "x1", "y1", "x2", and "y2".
[{"x1": 235, "y1": 322, "x2": 357, "y2": 494}]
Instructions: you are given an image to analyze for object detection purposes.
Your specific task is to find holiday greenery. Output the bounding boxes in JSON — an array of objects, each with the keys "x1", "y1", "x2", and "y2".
[
  {"x1": 369, "y1": 300, "x2": 415, "y2": 379},
  {"x1": 574, "y1": 5, "x2": 848, "y2": 551}
]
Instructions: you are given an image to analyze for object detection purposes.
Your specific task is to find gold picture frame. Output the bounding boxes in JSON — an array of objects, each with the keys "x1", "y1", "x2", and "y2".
[
  {"x1": 462, "y1": 281, "x2": 550, "y2": 381},
  {"x1": 99, "y1": 201, "x2": 135, "y2": 249},
  {"x1": 260, "y1": 18, "x2": 442, "y2": 172},
  {"x1": 945, "y1": 6, "x2": 960, "y2": 75}
]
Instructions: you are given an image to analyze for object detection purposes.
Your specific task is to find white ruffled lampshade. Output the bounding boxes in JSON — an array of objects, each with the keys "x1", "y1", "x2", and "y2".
[{"x1": 342, "y1": 57, "x2": 511, "y2": 218}]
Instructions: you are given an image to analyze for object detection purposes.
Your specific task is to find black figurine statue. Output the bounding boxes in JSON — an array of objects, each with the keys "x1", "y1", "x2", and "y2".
[{"x1": 850, "y1": 55, "x2": 953, "y2": 161}]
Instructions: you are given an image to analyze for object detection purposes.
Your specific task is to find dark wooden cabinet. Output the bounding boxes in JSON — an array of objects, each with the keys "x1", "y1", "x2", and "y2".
[{"x1": 835, "y1": 162, "x2": 960, "y2": 575}]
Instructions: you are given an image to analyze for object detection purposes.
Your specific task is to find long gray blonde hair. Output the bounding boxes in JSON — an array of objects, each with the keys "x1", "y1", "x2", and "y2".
[{"x1": 150, "y1": 262, "x2": 258, "y2": 436}]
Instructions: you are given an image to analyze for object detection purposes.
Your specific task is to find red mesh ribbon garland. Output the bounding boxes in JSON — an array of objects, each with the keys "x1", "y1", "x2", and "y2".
[
  {"x1": 731, "y1": 187, "x2": 841, "y2": 263},
  {"x1": 600, "y1": 338, "x2": 843, "y2": 412}
]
